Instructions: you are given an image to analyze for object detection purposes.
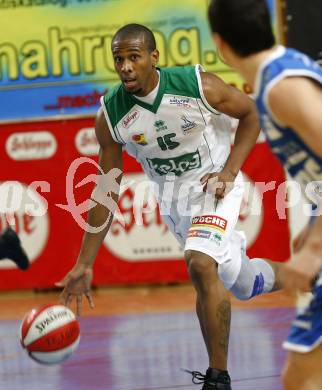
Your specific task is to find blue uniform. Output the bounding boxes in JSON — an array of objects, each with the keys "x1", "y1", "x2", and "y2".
[{"x1": 254, "y1": 45, "x2": 322, "y2": 353}]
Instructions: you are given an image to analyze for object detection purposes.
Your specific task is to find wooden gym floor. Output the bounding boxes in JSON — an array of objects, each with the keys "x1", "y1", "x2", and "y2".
[{"x1": 0, "y1": 285, "x2": 295, "y2": 390}]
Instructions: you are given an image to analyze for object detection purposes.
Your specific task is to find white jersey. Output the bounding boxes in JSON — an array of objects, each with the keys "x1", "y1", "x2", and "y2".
[{"x1": 101, "y1": 65, "x2": 234, "y2": 201}]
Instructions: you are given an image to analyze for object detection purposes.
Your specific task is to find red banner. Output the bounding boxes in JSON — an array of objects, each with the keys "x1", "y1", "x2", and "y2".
[{"x1": 0, "y1": 118, "x2": 290, "y2": 290}]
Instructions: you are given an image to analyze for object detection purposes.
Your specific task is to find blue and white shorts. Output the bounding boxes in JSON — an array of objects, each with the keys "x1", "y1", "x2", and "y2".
[{"x1": 283, "y1": 271, "x2": 322, "y2": 353}]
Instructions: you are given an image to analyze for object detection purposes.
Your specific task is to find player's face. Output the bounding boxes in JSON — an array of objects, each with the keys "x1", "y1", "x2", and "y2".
[{"x1": 112, "y1": 38, "x2": 159, "y2": 96}]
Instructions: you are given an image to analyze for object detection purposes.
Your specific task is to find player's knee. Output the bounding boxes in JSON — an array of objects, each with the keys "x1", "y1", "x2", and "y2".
[
  {"x1": 229, "y1": 270, "x2": 266, "y2": 301},
  {"x1": 227, "y1": 265, "x2": 256, "y2": 301},
  {"x1": 185, "y1": 251, "x2": 219, "y2": 286},
  {"x1": 227, "y1": 258, "x2": 275, "y2": 301},
  {"x1": 229, "y1": 283, "x2": 253, "y2": 301},
  {"x1": 188, "y1": 256, "x2": 214, "y2": 279}
]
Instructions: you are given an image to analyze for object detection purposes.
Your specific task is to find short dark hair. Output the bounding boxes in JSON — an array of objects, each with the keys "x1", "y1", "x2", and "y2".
[
  {"x1": 112, "y1": 24, "x2": 156, "y2": 52},
  {"x1": 208, "y1": 0, "x2": 275, "y2": 57}
]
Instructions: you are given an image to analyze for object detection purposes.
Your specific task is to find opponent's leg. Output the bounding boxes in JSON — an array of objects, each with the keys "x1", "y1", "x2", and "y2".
[
  {"x1": 0, "y1": 228, "x2": 29, "y2": 270},
  {"x1": 282, "y1": 276, "x2": 322, "y2": 389},
  {"x1": 282, "y1": 347, "x2": 322, "y2": 390}
]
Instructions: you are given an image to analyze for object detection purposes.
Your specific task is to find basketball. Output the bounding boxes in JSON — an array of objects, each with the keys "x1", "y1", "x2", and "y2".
[{"x1": 20, "y1": 304, "x2": 80, "y2": 365}]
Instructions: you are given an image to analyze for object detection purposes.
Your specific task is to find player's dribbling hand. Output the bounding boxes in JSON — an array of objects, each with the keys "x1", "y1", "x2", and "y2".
[
  {"x1": 201, "y1": 168, "x2": 236, "y2": 199},
  {"x1": 55, "y1": 263, "x2": 94, "y2": 316}
]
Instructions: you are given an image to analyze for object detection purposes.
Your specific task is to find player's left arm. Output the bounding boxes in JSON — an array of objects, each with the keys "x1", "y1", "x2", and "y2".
[
  {"x1": 268, "y1": 77, "x2": 322, "y2": 158},
  {"x1": 200, "y1": 72, "x2": 260, "y2": 197}
]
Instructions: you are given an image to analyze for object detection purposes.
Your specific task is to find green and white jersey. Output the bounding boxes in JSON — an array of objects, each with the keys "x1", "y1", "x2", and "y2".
[{"x1": 101, "y1": 65, "x2": 233, "y2": 200}]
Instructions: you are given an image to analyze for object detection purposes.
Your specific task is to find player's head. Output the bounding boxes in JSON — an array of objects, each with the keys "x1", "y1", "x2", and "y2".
[
  {"x1": 208, "y1": 0, "x2": 275, "y2": 62},
  {"x1": 111, "y1": 24, "x2": 159, "y2": 95}
]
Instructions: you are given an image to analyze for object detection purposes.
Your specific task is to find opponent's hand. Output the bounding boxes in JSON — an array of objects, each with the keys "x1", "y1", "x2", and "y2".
[
  {"x1": 55, "y1": 263, "x2": 94, "y2": 316},
  {"x1": 280, "y1": 246, "x2": 321, "y2": 293},
  {"x1": 292, "y1": 224, "x2": 311, "y2": 253},
  {"x1": 200, "y1": 169, "x2": 236, "y2": 199}
]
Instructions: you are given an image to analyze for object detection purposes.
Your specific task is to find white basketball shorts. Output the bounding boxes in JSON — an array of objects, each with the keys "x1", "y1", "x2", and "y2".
[{"x1": 161, "y1": 172, "x2": 246, "y2": 288}]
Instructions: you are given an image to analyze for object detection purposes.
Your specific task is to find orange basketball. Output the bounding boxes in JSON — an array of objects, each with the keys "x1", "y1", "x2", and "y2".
[{"x1": 20, "y1": 304, "x2": 80, "y2": 364}]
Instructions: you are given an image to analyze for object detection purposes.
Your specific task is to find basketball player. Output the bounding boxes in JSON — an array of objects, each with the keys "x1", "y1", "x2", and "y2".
[
  {"x1": 0, "y1": 227, "x2": 29, "y2": 270},
  {"x1": 208, "y1": 1, "x2": 322, "y2": 388},
  {"x1": 56, "y1": 24, "x2": 284, "y2": 390}
]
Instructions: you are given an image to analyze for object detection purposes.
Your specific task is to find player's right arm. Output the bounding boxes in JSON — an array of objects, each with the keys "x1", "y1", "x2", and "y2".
[
  {"x1": 199, "y1": 71, "x2": 260, "y2": 197},
  {"x1": 56, "y1": 107, "x2": 123, "y2": 314}
]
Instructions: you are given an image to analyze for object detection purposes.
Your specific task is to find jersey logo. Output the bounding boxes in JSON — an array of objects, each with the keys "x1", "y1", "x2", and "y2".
[
  {"x1": 191, "y1": 215, "x2": 227, "y2": 232},
  {"x1": 146, "y1": 150, "x2": 201, "y2": 176},
  {"x1": 122, "y1": 110, "x2": 140, "y2": 128},
  {"x1": 188, "y1": 229, "x2": 211, "y2": 239},
  {"x1": 187, "y1": 229, "x2": 223, "y2": 245},
  {"x1": 169, "y1": 96, "x2": 191, "y2": 108},
  {"x1": 132, "y1": 134, "x2": 147, "y2": 146},
  {"x1": 154, "y1": 120, "x2": 168, "y2": 132},
  {"x1": 181, "y1": 115, "x2": 197, "y2": 134}
]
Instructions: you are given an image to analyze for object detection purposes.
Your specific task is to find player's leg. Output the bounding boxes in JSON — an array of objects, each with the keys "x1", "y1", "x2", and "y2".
[
  {"x1": 162, "y1": 207, "x2": 230, "y2": 390},
  {"x1": 186, "y1": 249, "x2": 231, "y2": 370},
  {"x1": 185, "y1": 249, "x2": 232, "y2": 389},
  {"x1": 181, "y1": 174, "x2": 247, "y2": 389},
  {"x1": 225, "y1": 234, "x2": 283, "y2": 301},
  {"x1": 196, "y1": 295, "x2": 211, "y2": 357}
]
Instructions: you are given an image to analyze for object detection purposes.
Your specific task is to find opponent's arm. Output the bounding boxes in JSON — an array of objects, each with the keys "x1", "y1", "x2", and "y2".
[
  {"x1": 269, "y1": 78, "x2": 322, "y2": 291},
  {"x1": 56, "y1": 107, "x2": 123, "y2": 314},
  {"x1": 200, "y1": 72, "x2": 260, "y2": 196},
  {"x1": 283, "y1": 215, "x2": 322, "y2": 292},
  {"x1": 268, "y1": 77, "x2": 322, "y2": 158}
]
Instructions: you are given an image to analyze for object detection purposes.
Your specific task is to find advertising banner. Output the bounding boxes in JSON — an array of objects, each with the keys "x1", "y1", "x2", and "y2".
[
  {"x1": 0, "y1": 0, "x2": 288, "y2": 290},
  {"x1": 0, "y1": 118, "x2": 290, "y2": 290},
  {"x1": 0, "y1": 0, "x2": 257, "y2": 122}
]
